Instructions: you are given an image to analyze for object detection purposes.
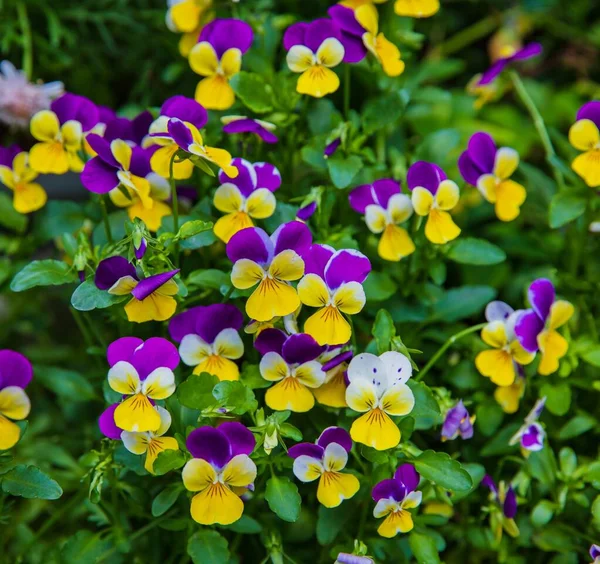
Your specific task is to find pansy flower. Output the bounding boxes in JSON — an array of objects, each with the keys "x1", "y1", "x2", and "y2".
[
  {"x1": 509, "y1": 397, "x2": 546, "y2": 453},
  {"x1": 313, "y1": 348, "x2": 353, "y2": 408},
  {"x1": 188, "y1": 19, "x2": 254, "y2": 110},
  {"x1": 441, "y1": 400, "x2": 475, "y2": 441},
  {"x1": 169, "y1": 304, "x2": 244, "y2": 381},
  {"x1": 477, "y1": 43, "x2": 542, "y2": 86},
  {"x1": 482, "y1": 475, "x2": 519, "y2": 542},
  {"x1": 147, "y1": 95, "x2": 208, "y2": 180},
  {"x1": 394, "y1": 0, "x2": 439, "y2": 17},
  {"x1": 0, "y1": 350, "x2": 32, "y2": 450},
  {"x1": 166, "y1": 0, "x2": 212, "y2": 37},
  {"x1": 288, "y1": 427, "x2": 359, "y2": 507},
  {"x1": 95, "y1": 256, "x2": 179, "y2": 323},
  {"x1": 349, "y1": 179, "x2": 415, "y2": 262},
  {"x1": 227, "y1": 222, "x2": 312, "y2": 322},
  {"x1": 590, "y1": 545, "x2": 600, "y2": 564},
  {"x1": 213, "y1": 158, "x2": 281, "y2": 243},
  {"x1": 568, "y1": 101, "x2": 600, "y2": 188},
  {"x1": 408, "y1": 161, "x2": 461, "y2": 245},
  {"x1": 475, "y1": 300, "x2": 535, "y2": 387},
  {"x1": 514, "y1": 278, "x2": 574, "y2": 376},
  {"x1": 298, "y1": 244, "x2": 371, "y2": 346},
  {"x1": 284, "y1": 19, "x2": 345, "y2": 98},
  {"x1": 182, "y1": 423, "x2": 256, "y2": 525},
  {"x1": 29, "y1": 93, "x2": 99, "y2": 174},
  {"x1": 372, "y1": 464, "x2": 422, "y2": 537},
  {"x1": 458, "y1": 132, "x2": 526, "y2": 221},
  {"x1": 255, "y1": 329, "x2": 326, "y2": 412},
  {"x1": 221, "y1": 115, "x2": 278, "y2": 144},
  {"x1": 0, "y1": 145, "x2": 47, "y2": 213},
  {"x1": 106, "y1": 337, "x2": 179, "y2": 432},
  {"x1": 329, "y1": 5, "x2": 405, "y2": 76},
  {"x1": 345, "y1": 351, "x2": 415, "y2": 450},
  {"x1": 102, "y1": 110, "x2": 152, "y2": 146}
]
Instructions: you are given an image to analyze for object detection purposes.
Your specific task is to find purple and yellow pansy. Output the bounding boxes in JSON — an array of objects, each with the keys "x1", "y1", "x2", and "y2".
[
  {"x1": 227, "y1": 222, "x2": 312, "y2": 322},
  {"x1": 482, "y1": 475, "x2": 519, "y2": 542},
  {"x1": 408, "y1": 161, "x2": 461, "y2": 245},
  {"x1": 509, "y1": 397, "x2": 546, "y2": 453},
  {"x1": 0, "y1": 350, "x2": 32, "y2": 450},
  {"x1": 568, "y1": 101, "x2": 600, "y2": 188},
  {"x1": 372, "y1": 464, "x2": 422, "y2": 537},
  {"x1": 106, "y1": 337, "x2": 179, "y2": 432},
  {"x1": 289, "y1": 427, "x2": 360, "y2": 507},
  {"x1": 441, "y1": 400, "x2": 474, "y2": 441},
  {"x1": 298, "y1": 244, "x2": 371, "y2": 346},
  {"x1": 345, "y1": 351, "x2": 415, "y2": 450},
  {"x1": 188, "y1": 18, "x2": 254, "y2": 110},
  {"x1": 213, "y1": 158, "x2": 281, "y2": 243},
  {"x1": 313, "y1": 348, "x2": 353, "y2": 408},
  {"x1": 477, "y1": 43, "x2": 542, "y2": 86},
  {"x1": 95, "y1": 257, "x2": 180, "y2": 323},
  {"x1": 182, "y1": 423, "x2": 256, "y2": 525},
  {"x1": 514, "y1": 278, "x2": 574, "y2": 376},
  {"x1": 169, "y1": 304, "x2": 244, "y2": 381},
  {"x1": 349, "y1": 179, "x2": 415, "y2": 262},
  {"x1": 255, "y1": 329, "x2": 326, "y2": 412},
  {"x1": 221, "y1": 116, "x2": 278, "y2": 144},
  {"x1": 0, "y1": 145, "x2": 47, "y2": 213},
  {"x1": 458, "y1": 132, "x2": 526, "y2": 221}
]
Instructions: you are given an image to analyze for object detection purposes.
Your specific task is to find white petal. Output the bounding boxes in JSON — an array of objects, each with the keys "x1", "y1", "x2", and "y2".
[
  {"x1": 379, "y1": 351, "x2": 413, "y2": 385},
  {"x1": 373, "y1": 498, "x2": 400, "y2": 518},
  {"x1": 347, "y1": 352, "x2": 388, "y2": 393},
  {"x1": 213, "y1": 328, "x2": 244, "y2": 360},
  {"x1": 121, "y1": 431, "x2": 149, "y2": 455},
  {"x1": 179, "y1": 334, "x2": 212, "y2": 367},
  {"x1": 293, "y1": 455, "x2": 324, "y2": 482},
  {"x1": 323, "y1": 442, "x2": 348, "y2": 472},
  {"x1": 154, "y1": 405, "x2": 172, "y2": 437},
  {"x1": 108, "y1": 361, "x2": 141, "y2": 395}
]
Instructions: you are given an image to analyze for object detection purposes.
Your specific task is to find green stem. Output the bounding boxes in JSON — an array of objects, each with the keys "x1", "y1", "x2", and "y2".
[
  {"x1": 221, "y1": 285, "x2": 235, "y2": 303},
  {"x1": 70, "y1": 307, "x2": 96, "y2": 351},
  {"x1": 169, "y1": 154, "x2": 180, "y2": 266},
  {"x1": 510, "y1": 71, "x2": 565, "y2": 191},
  {"x1": 343, "y1": 64, "x2": 351, "y2": 119},
  {"x1": 100, "y1": 196, "x2": 113, "y2": 244},
  {"x1": 16, "y1": 2, "x2": 33, "y2": 80},
  {"x1": 416, "y1": 322, "x2": 487, "y2": 382},
  {"x1": 428, "y1": 14, "x2": 500, "y2": 58}
]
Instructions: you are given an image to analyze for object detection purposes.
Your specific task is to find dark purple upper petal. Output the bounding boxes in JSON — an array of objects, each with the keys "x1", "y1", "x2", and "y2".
[
  {"x1": 194, "y1": 304, "x2": 244, "y2": 344},
  {"x1": 98, "y1": 403, "x2": 122, "y2": 440},
  {"x1": 590, "y1": 544, "x2": 600, "y2": 560},
  {"x1": 407, "y1": 161, "x2": 447, "y2": 193},
  {"x1": 254, "y1": 328, "x2": 287, "y2": 356},
  {"x1": 304, "y1": 244, "x2": 336, "y2": 278},
  {"x1": 288, "y1": 442, "x2": 324, "y2": 460},
  {"x1": 339, "y1": 32, "x2": 367, "y2": 63},
  {"x1": 81, "y1": 157, "x2": 120, "y2": 194},
  {"x1": 254, "y1": 162, "x2": 281, "y2": 192},
  {"x1": 168, "y1": 306, "x2": 207, "y2": 343},
  {"x1": 129, "y1": 146, "x2": 152, "y2": 178},
  {"x1": 372, "y1": 479, "x2": 406, "y2": 502},
  {"x1": 86, "y1": 134, "x2": 119, "y2": 168},
  {"x1": 576, "y1": 101, "x2": 600, "y2": 129},
  {"x1": 324, "y1": 137, "x2": 341, "y2": 158},
  {"x1": 372, "y1": 179, "x2": 401, "y2": 209},
  {"x1": 103, "y1": 118, "x2": 134, "y2": 144},
  {"x1": 271, "y1": 221, "x2": 312, "y2": 256},
  {"x1": 316, "y1": 426, "x2": 352, "y2": 452},
  {"x1": 186, "y1": 426, "x2": 232, "y2": 468},
  {"x1": 328, "y1": 5, "x2": 364, "y2": 37},
  {"x1": 218, "y1": 421, "x2": 255, "y2": 457},
  {"x1": 514, "y1": 309, "x2": 544, "y2": 353},
  {"x1": 0, "y1": 350, "x2": 33, "y2": 390},
  {"x1": 0, "y1": 145, "x2": 22, "y2": 168},
  {"x1": 512, "y1": 42, "x2": 542, "y2": 61},
  {"x1": 218, "y1": 158, "x2": 256, "y2": 197},
  {"x1": 349, "y1": 184, "x2": 377, "y2": 213},
  {"x1": 520, "y1": 423, "x2": 544, "y2": 450},
  {"x1": 51, "y1": 93, "x2": 99, "y2": 131},
  {"x1": 227, "y1": 227, "x2": 273, "y2": 266},
  {"x1": 323, "y1": 350, "x2": 353, "y2": 372},
  {"x1": 324, "y1": 249, "x2": 371, "y2": 289},
  {"x1": 199, "y1": 19, "x2": 254, "y2": 58},
  {"x1": 283, "y1": 22, "x2": 308, "y2": 50},
  {"x1": 441, "y1": 401, "x2": 468, "y2": 440},
  {"x1": 467, "y1": 132, "x2": 496, "y2": 174},
  {"x1": 95, "y1": 257, "x2": 138, "y2": 290},
  {"x1": 304, "y1": 18, "x2": 341, "y2": 53},
  {"x1": 98, "y1": 105, "x2": 117, "y2": 124},
  {"x1": 131, "y1": 269, "x2": 179, "y2": 301},
  {"x1": 161, "y1": 95, "x2": 208, "y2": 130},
  {"x1": 282, "y1": 333, "x2": 323, "y2": 365},
  {"x1": 394, "y1": 463, "x2": 419, "y2": 493},
  {"x1": 457, "y1": 152, "x2": 482, "y2": 186},
  {"x1": 528, "y1": 278, "x2": 554, "y2": 322},
  {"x1": 503, "y1": 486, "x2": 517, "y2": 518},
  {"x1": 130, "y1": 337, "x2": 180, "y2": 379},
  {"x1": 107, "y1": 337, "x2": 144, "y2": 367}
]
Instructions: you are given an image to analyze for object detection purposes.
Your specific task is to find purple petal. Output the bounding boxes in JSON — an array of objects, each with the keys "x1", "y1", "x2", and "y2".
[
  {"x1": 95, "y1": 257, "x2": 137, "y2": 290},
  {"x1": 134, "y1": 237, "x2": 147, "y2": 260},
  {"x1": 288, "y1": 443, "x2": 324, "y2": 460},
  {"x1": 98, "y1": 105, "x2": 117, "y2": 124},
  {"x1": 81, "y1": 157, "x2": 119, "y2": 194},
  {"x1": 458, "y1": 414, "x2": 474, "y2": 439},
  {"x1": 324, "y1": 249, "x2": 371, "y2": 289},
  {"x1": 372, "y1": 479, "x2": 406, "y2": 502},
  {"x1": 271, "y1": 221, "x2": 312, "y2": 256},
  {"x1": 0, "y1": 350, "x2": 33, "y2": 389},
  {"x1": 98, "y1": 404, "x2": 122, "y2": 440},
  {"x1": 477, "y1": 60, "x2": 507, "y2": 86},
  {"x1": 222, "y1": 118, "x2": 278, "y2": 143},
  {"x1": 51, "y1": 93, "x2": 99, "y2": 131},
  {"x1": 528, "y1": 278, "x2": 554, "y2": 322},
  {"x1": 161, "y1": 95, "x2": 207, "y2": 130},
  {"x1": 338, "y1": 32, "x2": 367, "y2": 63},
  {"x1": 103, "y1": 118, "x2": 134, "y2": 143},
  {"x1": 394, "y1": 463, "x2": 419, "y2": 493},
  {"x1": 372, "y1": 179, "x2": 401, "y2": 209},
  {"x1": 336, "y1": 554, "x2": 374, "y2": 564},
  {"x1": 167, "y1": 119, "x2": 194, "y2": 150},
  {"x1": 107, "y1": 337, "x2": 144, "y2": 367},
  {"x1": 406, "y1": 161, "x2": 446, "y2": 193},
  {"x1": 227, "y1": 227, "x2": 273, "y2": 266},
  {"x1": 199, "y1": 19, "x2": 254, "y2": 58},
  {"x1": 130, "y1": 337, "x2": 180, "y2": 379},
  {"x1": 457, "y1": 152, "x2": 482, "y2": 186},
  {"x1": 218, "y1": 421, "x2": 255, "y2": 456},
  {"x1": 0, "y1": 145, "x2": 21, "y2": 168},
  {"x1": 283, "y1": 22, "x2": 308, "y2": 50},
  {"x1": 441, "y1": 401, "x2": 467, "y2": 440},
  {"x1": 254, "y1": 328, "x2": 287, "y2": 356},
  {"x1": 304, "y1": 18, "x2": 341, "y2": 53},
  {"x1": 327, "y1": 5, "x2": 364, "y2": 37},
  {"x1": 481, "y1": 474, "x2": 497, "y2": 495},
  {"x1": 323, "y1": 350, "x2": 353, "y2": 372},
  {"x1": 520, "y1": 423, "x2": 544, "y2": 451},
  {"x1": 514, "y1": 309, "x2": 544, "y2": 353},
  {"x1": 503, "y1": 486, "x2": 517, "y2": 518},
  {"x1": 129, "y1": 146, "x2": 151, "y2": 178},
  {"x1": 282, "y1": 333, "x2": 323, "y2": 365},
  {"x1": 324, "y1": 137, "x2": 341, "y2": 158},
  {"x1": 349, "y1": 184, "x2": 377, "y2": 213},
  {"x1": 131, "y1": 111, "x2": 153, "y2": 145},
  {"x1": 194, "y1": 304, "x2": 244, "y2": 344},
  {"x1": 297, "y1": 201, "x2": 317, "y2": 221},
  {"x1": 513, "y1": 42, "x2": 543, "y2": 61},
  {"x1": 467, "y1": 132, "x2": 496, "y2": 174},
  {"x1": 131, "y1": 269, "x2": 179, "y2": 301},
  {"x1": 219, "y1": 158, "x2": 257, "y2": 197},
  {"x1": 590, "y1": 545, "x2": 600, "y2": 560},
  {"x1": 254, "y1": 162, "x2": 281, "y2": 192},
  {"x1": 86, "y1": 134, "x2": 119, "y2": 168},
  {"x1": 186, "y1": 427, "x2": 232, "y2": 468},
  {"x1": 316, "y1": 427, "x2": 352, "y2": 452},
  {"x1": 169, "y1": 306, "x2": 207, "y2": 343},
  {"x1": 485, "y1": 301, "x2": 514, "y2": 323},
  {"x1": 576, "y1": 101, "x2": 600, "y2": 129},
  {"x1": 304, "y1": 244, "x2": 335, "y2": 278}
]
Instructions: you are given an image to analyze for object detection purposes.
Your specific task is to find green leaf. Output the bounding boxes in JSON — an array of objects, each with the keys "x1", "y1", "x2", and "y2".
[
  {"x1": 316, "y1": 503, "x2": 354, "y2": 545},
  {"x1": 364, "y1": 272, "x2": 398, "y2": 302},
  {"x1": 230, "y1": 71, "x2": 274, "y2": 113},
  {"x1": 265, "y1": 475, "x2": 301, "y2": 522},
  {"x1": 11, "y1": 260, "x2": 78, "y2": 292},
  {"x1": 413, "y1": 450, "x2": 472, "y2": 492},
  {"x1": 153, "y1": 449, "x2": 187, "y2": 476},
  {"x1": 475, "y1": 400, "x2": 504, "y2": 436},
  {"x1": 34, "y1": 201, "x2": 86, "y2": 242},
  {"x1": 527, "y1": 446, "x2": 557, "y2": 487},
  {"x1": 35, "y1": 366, "x2": 97, "y2": 402},
  {"x1": 177, "y1": 373, "x2": 219, "y2": 410},
  {"x1": 581, "y1": 346, "x2": 600, "y2": 367},
  {"x1": 1, "y1": 465, "x2": 63, "y2": 499},
  {"x1": 177, "y1": 219, "x2": 213, "y2": 239},
  {"x1": 327, "y1": 154, "x2": 362, "y2": 189},
  {"x1": 187, "y1": 530, "x2": 230, "y2": 564},
  {"x1": 240, "y1": 363, "x2": 271, "y2": 389},
  {"x1": 372, "y1": 309, "x2": 396, "y2": 354},
  {"x1": 212, "y1": 380, "x2": 258, "y2": 415},
  {"x1": 71, "y1": 280, "x2": 127, "y2": 311},
  {"x1": 429, "y1": 285, "x2": 496, "y2": 322},
  {"x1": 452, "y1": 462, "x2": 486, "y2": 502},
  {"x1": 61, "y1": 531, "x2": 113, "y2": 564},
  {"x1": 446, "y1": 238, "x2": 506, "y2": 265},
  {"x1": 540, "y1": 382, "x2": 571, "y2": 416},
  {"x1": 406, "y1": 381, "x2": 442, "y2": 430},
  {"x1": 362, "y1": 92, "x2": 406, "y2": 134},
  {"x1": 222, "y1": 514, "x2": 263, "y2": 534},
  {"x1": 549, "y1": 193, "x2": 586, "y2": 228},
  {"x1": 0, "y1": 192, "x2": 27, "y2": 233},
  {"x1": 558, "y1": 412, "x2": 596, "y2": 440},
  {"x1": 187, "y1": 269, "x2": 229, "y2": 291},
  {"x1": 531, "y1": 500, "x2": 556, "y2": 527},
  {"x1": 151, "y1": 484, "x2": 182, "y2": 517},
  {"x1": 409, "y1": 531, "x2": 442, "y2": 564}
]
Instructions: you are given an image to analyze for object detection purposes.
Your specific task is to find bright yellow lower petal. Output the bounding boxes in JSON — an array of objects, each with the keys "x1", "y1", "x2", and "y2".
[
  {"x1": 114, "y1": 393, "x2": 161, "y2": 433},
  {"x1": 568, "y1": 119, "x2": 600, "y2": 151},
  {"x1": 0, "y1": 166, "x2": 15, "y2": 189},
  {"x1": 128, "y1": 199, "x2": 171, "y2": 231},
  {"x1": 377, "y1": 510, "x2": 414, "y2": 538},
  {"x1": 215, "y1": 213, "x2": 255, "y2": 243},
  {"x1": 424, "y1": 209, "x2": 461, "y2": 244},
  {"x1": 317, "y1": 472, "x2": 360, "y2": 508},
  {"x1": 269, "y1": 250, "x2": 305, "y2": 281},
  {"x1": 313, "y1": 371, "x2": 348, "y2": 408},
  {"x1": 379, "y1": 384, "x2": 414, "y2": 416},
  {"x1": 475, "y1": 349, "x2": 516, "y2": 386},
  {"x1": 246, "y1": 278, "x2": 300, "y2": 322},
  {"x1": 0, "y1": 415, "x2": 21, "y2": 450},
  {"x1": 435, "y1": 180, "x2": 460, "y2": 210},
  {"x1": 30, "y1": 110, "x2": 60, "y2": 142},
  {"x1": 145, "y1": 436, "x2": 179, "y2": 474},
  {"x1": 0, "y1": 386, "x2": 31, "y2": 420},
  {"x1": 125, "y1": 293, "x2": 177, "y2": 323},
  {"x1": 572, "y1": 150, "x2": 600, "y2": 188},
  {"x1": 549, "y1": 300, "x2": 574, "y2": 330},
  {"x1": 509, "y1": 341, "x2": 535, "y2": 365},
  {"x1": 231, "y1": 259, "x2": 264, "y2": 290},
  {"x1": 29, "y1": 142, "x2": 69, "y2": 174},
  {"x1": 265, "y1": 377, "x2": 315, "y2": 412},
  {"x1": 190, "y1": 482, "x2": 244, "y2": 525},
  {"x1": 333, "y1": 282, "x2": 365, "y2": 315},
  {"x1": 494, "y1": 180, "x2": 526, "y2": 222},
  {"x1": 394, "y1": 0, "x2": 440, "y2": 17},
  {"x1": 537, "y1": 330, "x2": 568, "y2": 376},
  {"x1": 411, "y1": 187, "x2": 434, "y2": 216},
  {"x1": 494, "y1": 380, "x2": 523, "y2": 414},
  {"x1": 297, "y1": 66, "x2": 340, "y2": 98},
  {"x1": 13, "y1": 182, "x2": 47, "y2": 213},
  {"x1": 304, "y1": 306, "x2": 351, "y2": 346},
  {"x1": 378, "y1": 225, "x2": 415, "y2": 261},
  {"x1": 350, "y1": 408, "x2": 401, "y2": 451},
  {"x1": 204, "y1": 146, "x2": 238, "y2": 177},
  {"x1": 193, "y1": 355, "x2": 240, "y2": 381},
  {"x1": 195, "y1": 75, "x2": 235, "y2": 111},
  {"x1": 355, "y1": 4, "x2": 378, "y2": 35}
]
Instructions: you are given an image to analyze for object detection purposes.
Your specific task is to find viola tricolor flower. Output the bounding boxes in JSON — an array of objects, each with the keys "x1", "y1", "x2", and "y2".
[
  {"x1": 313, "y1": 348, "x2": 353, "y2": 408},
  {"x1": 329, "y1": 5, "x2": 405, "y2": 76},
  {"x1": 169, "y1": 304, "x2": 244, "y2": 381},
  {"x1": 284, "y1": 19, "x2": 345, "y2": 98},
  {"x1": 29, "y1": 93, "x2": 99, "y2": 174},
  {"x1": 394, "y1": 0, "x2": 440, "y2": 17},
  {"x1": 0, "y1": 146, "x2": 47, "y2": 213},
  {"x1": 121, "y1": 405, "x2": 179, "y2": 473},
  {"x1": 441, "y1": 400, "x2": 475, "y2": 441},
  {"x1": 221, "y1": 115, "x2": 278, "y2": 144},
  {"x1": 182, "y1": 423, "x2": 256, "y2": 525},
  {"x1": 349, "y1": 179, "x2": 415, "y2": 262},
  {"x1": 95, "y1": 256, "x2": 179, "y2": 323},
  {"x1": 255, "y1": 329, "x2": 326, "y2": 412},
  {"x1": 147, "y1": 95, "x2": 208, "y2": 180},
  {"x1": 477, "y1": 43, "x2": 542, "y2": 86},
  {"x1": 509, "y1": 397, "x2": 546, "y2": 453},
  {"x1": 298, "y1": 245, "x2": 371, "y2": 346},
  {"x1": 227, "y1": 222, "x2": 312, "y2": 322},
  {"x1": 288, "y1": 427, "x2": 359, "y2": 508},
  {"x1": 475, "y1": 301, "x2": 534, "y2": 387},
  {"x1": 482, "y1": 475, "x2": 519, "y2": 542},
  {"x1": 0, "y1": 350, "x2": 32, "y2": 450},
  {"x1": 188, "y1": 19, "x2": 254, "y2": 110},
  {"x1": 458, "y1": 132, "x2": 526, "y2": 221},
  {"x1": 408, "y1": 161, "x2": 462, "y2": 245},
  {"x1": 568, "y1": 101, "x2": 600, "y2": 188},
  {"x1": 345, "y1": 351, "x2": 415, "y2": 450},
  {"x1": 106, "y1": 337, "x2": 179, "y2": 432},
  {"x1": 590, "y1": 545, "x2": 600, "y2": 564},
  {"x1": 213, "y1": 158, "x2": 281, "y2": 243},
  {"x1": 372, "y1": 464, "x2": 422, "y2": 537},
  {"x1": 514, "y1": 278, "x2": 574, "y2": 375}
]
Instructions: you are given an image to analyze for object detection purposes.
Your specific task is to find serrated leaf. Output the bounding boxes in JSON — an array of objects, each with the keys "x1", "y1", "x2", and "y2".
[
  {"x1": 413, "y1": 450, "x2": 472, "y2": 492},
  {"x1": 187, "y1": 530, "x2": 230, "y2": 564},
  {"x1": 177, "y1": 373, "x2": 219, "y2": 410},
  {"x1": 11, "y1": 260, "x2": 78, "y2": 292},
  {"x1": 71, "y1": 280, "x2": 127, "y2": 311},
  {"x1": 230, "y1": 71, "x2": 274, "y2": 113},
  {"x1": 1, "y1": 465, "x2": 63, "y2": 499},
  {"x1": 152, "y1": 449, "x2": 186, "y2": 476},
  {"x1": 212, "y1": 380, "x2": 258, "y2": 415},
  {"x1": 265, "y1": 475, "x2": 301, "y2": 522}
]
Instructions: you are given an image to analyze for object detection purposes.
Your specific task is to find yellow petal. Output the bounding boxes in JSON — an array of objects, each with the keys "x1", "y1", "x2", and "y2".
[
  {"x1": 509, "y1": 341, "x2": 535, "y2": 365},
  {"x1": 355, "y1": 4, "x2": 378, "y2": 35},
  {"x1": 298, "y1": 273, "x2": 330, "y2": 308},
  {"x1": 435, "y1": 180, "x2": 460, "y2": 210},
  {"x1": 269, "y1": 250, "x2": 305, "y2": 281},
  {"x1": 247, "y1": 278, "x2": 300, "y2": 322},
  {"x1": 145, "y1": 436, "x2": 179, "y2": 474},
  {"x1": 60, "y1": 121, "x2": 83, "y2": 153},
  {"x1": 151, "y1": 145, "x2": 194, "y2": 180},
  {"x1": 287, "y1": 45, "x2": 316, "y2": 73},
  {"x1": 313, "y1": 371, "x2": 348, "y2": 408},
  {"x1": 29, "y1": 142, "x2": 69, "y2": 174},
  {"x1": 350, "y1": 408, "x2": 401, "y2": 451},
  {"x1": 170, "y1": 0, "x2": 202, "y2": 33},
  {"x1": 377, "y1": 510, "x2": 414, "y2": 537},
  {"x1": 222, "y1": 454, "x2": 257, "y2": 487},
  {"x1": 220, "y1": 48, "x2": 242, "y2": 78},
  {"x1": 571, "y1": 150, "x2": 600, "y2": 188},
  {"x1": 189, "y1": 41, "x2": 219, "y2": 76},
  {"x1": 317, "y1": 472, "x2": 360, "y2": 508},
  {"x1": 13, "y1": 182, "x2": 47, "y2": 214},
  {"x1": 375, "y1": 33, "x2": 405, "y2": 77},
  {"x1": 108, "y1": 361, "x2": 141, "y2": 395},
  {"x1": 259, "y1": 352, "x2": 289, "y2": 382},
  {"x1": 537, "y1": 329, "x2": 568, "y2": 376},
  {"x1": 214, "y1": 183, "x2": 244, "y2": 213},
  {"x1": 121, "y1": 431, "x2": 149, "y2": 455},
  {"x1": 345, "y1": 378, "x2": 378, "y2": 413},
  {"x1": 304, "y1": 306, "x2": 351, "y2": 346},
  {"x1": 549, "y1": 300, "x2": 574, "y2": 330},
  {"x1": 195, "y1": 75, "x2": 235, "y2": 111},
  {"x1": 114, "y1": 393, "x2": 161, "y2": 432},
  {"x1": 30, "y1": 110, "x2": 59, "y2": 142},
  {"x1": 365, "y1": 205, "x2": 387, "y2": 234},
  {"x1": 204, "y1": 146, "x2": 238, "y2": 177},
  {"x1": 111, "y1": 139, "x2": 132, "y2": 170},
  {"x1": 190, "y1": 482, "x2": 244, "y2": 525},
  {"x1": 215, "y1": 212, "x2": 254, "y2": 243},
  {"x1": 13, "y1": 152, "x2": 37, "y2": 182},
  {"x1": 142, "y1": 367, "x2": 176, "y2": 400},
  {"x1": 107, "y1": 275, "x2": 138, "y2": 296},
  {"x1": 297, "y1": 66, "x2": 340, "y2": 98},
  {"x1": 0, "y1": 386, "x2": 31, "y2": 420},
  {"x1": 494, "y1": 380, "x2": 523, "y2": 414},
  {"x1": 333, "y1": 282, "x2": 365, "y2": 315},
  {"x1": 481, "y1": 321, "x2": 507, "y2": 348},
  {"x1": 411, "y1": 187, "x2": 434, "y2": 216},
  {"x1": 128, "y1": 199, "x2": 171, "y2": 232},
  {"x1": 494, "y1": 180, "x2": 526, "y2": 222},
  {"x1": 193, "y1": 355, "x2": 240, "y2": 381},
  {"x1": 124, "y1": 293, "x2": 177, "y2": 323},
  {"x1": 0, "y1": 415, "x2": 21, "y2": 450},
  {"x1": 246, "y1": 188, "x2": 276, "y2": 219},
  {"x1": 379, "y1": 383, "x2": 414, "y2": 416},
  {"x1": 231, "y1": 259, "x2": 264, "y2": 290},
  {"x1": 316, "y1": 38, "x2": 345, "y2": 68},
  {"x1": 568, "y1": 119, "x2": 600, "y2": 151},
  {"x1": 476, "y1": 174, "x2": 497, "y2": 203},
  {"x1": 378, "y1": 224, "x2": 415, "y2": 261},
  {"x1": 425, "y1": 209, "x2": 461, "y2": 244},
  {"x1": 475, "y1": 349, "x2": 516, "y2": 386},
  {"x1": 493, "y1": 147, "x2": 519, "y2": 180},
  {"x1": 265, "y1": 377, "x2": 315, "y2": 412},
  {"x1": 394, "y1": 0, "x2": 440, "y2": 17},
  {"x1": 182, "y1": 458, "x2": 217, "y2": 492},
  {"x1": 0, "y1": 165, "x2": 15, "y2": 190}
]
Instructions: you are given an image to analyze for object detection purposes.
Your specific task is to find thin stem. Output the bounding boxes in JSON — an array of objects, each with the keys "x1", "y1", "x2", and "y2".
[
  {"x1": 344, "y1": 64, "x2": 351, "y2": 119},
  {"x1": 416, "y1": 322, "x2": 487, "y2": 382},
  {"x1": 100, "y1": 196, "x2": 113, "y2": 244},
  {"x1": 16, "y1": 2, "x2": 33, "y2": 80},
  {"x1": 510, "y1": 71, "x2": 565, "y2": 191},
  {"x1": 70, "y1": 307, "x2": 95, "y2": 351},
  {"x1": 169, "y1": 154, "x2": 180, "y2": 266}
]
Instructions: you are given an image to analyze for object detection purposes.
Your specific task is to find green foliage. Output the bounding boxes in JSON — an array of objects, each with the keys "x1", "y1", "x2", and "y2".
[
  {"x1": 265, "y1": 476, "x2": 302, "y2": 522},
  {"x1": 11, "y1": 260, "x2": 77, "y2": 291},
  {"x1": 1, "y1": 465, "x2": 63, "y2": 500}
]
